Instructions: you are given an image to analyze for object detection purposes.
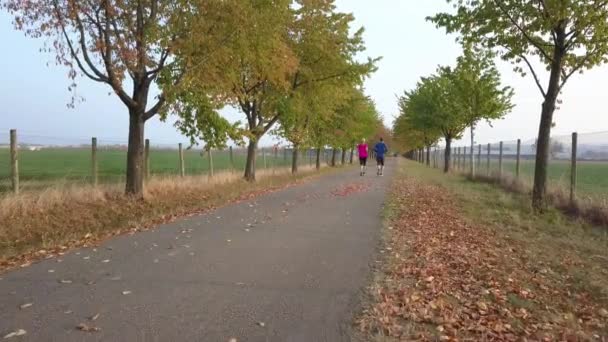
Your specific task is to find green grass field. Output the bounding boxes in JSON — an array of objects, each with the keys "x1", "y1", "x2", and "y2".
[
  {"x1": 0, "y1": 147, "x2": 323, "y2": 192},
  {"x1": 446, "y1": 157, "x2": 608, "y2": 202}
]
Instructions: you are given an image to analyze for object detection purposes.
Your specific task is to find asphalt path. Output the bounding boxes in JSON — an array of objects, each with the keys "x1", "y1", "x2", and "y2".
[{"x1": 0, "y1": 163, "x2": 393, "y2": 342}]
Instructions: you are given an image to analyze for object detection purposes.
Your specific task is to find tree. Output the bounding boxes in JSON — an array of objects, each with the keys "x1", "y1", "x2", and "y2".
[
  {"x1": 430, "y1": 0, "x2": 608, "y2": 210},
  {"x1": 170, "y1": 0, "x2": 375, "y2": 181},
  {"x1": 398, "y1": 87, "x2": 442, "y2": 166},
  {"x1": 403, "y1": 70, "x2": 468, "y2": 172},
  {"x1": 3, "y1": 0, "x2": 209, "y2": 197},
  {"x1": 450, "y1": 47, "x2": 514, "y2": 176}
]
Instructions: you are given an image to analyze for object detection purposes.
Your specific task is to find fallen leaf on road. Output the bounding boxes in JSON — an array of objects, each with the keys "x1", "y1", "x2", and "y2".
[
  {"x1": 76, "y1": 323, "x2": 100, "y2": 332},
  {"x1": 257, "y1": 322, "x2": 266, "y2": 327},
  {"x1": 59, "y1": 279, "x2": 72, "y2": 284},
  {"x1": 3, "y1": 329, "x2": 26, "y2": 339},
  {"x1": 101, "y1": 259, "x2": 110, "y2": 263},
  {"x1": 48, "y1": 269, "x2": 55, "y2": 273},
  {"x1": 19, "y1": 303, "x2": 32, "y2": 309},
  {"x1": 90, "y1": 313, "x2": 100, "y2": 321},
  {"x1": 122, "y1": 290, "x2": 132, "y2": 295}
]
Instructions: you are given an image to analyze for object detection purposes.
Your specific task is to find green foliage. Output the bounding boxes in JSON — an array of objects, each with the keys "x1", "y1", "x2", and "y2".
[
  {"x1": 429, "y1": 1, "x2": 608, "y2": 97},
  {"x1": 394, "y1": 46, "x2": 513, "y2": 170}
]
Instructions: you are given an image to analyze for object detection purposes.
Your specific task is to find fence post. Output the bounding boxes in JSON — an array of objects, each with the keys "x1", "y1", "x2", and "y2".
[
  {"x1": 570, "y1": 132, "x2": 578, "y2": 205},
  {"x1": 10, "y1": 129, "x2": 18, "y2": 194},
  {"x1": 458, "y1": 147, "x2": 462, "y2": 171},
  {"x1": 486, "y1": 143, "x2": 491, "y2": 176},
  {"x1": 144, "y1": 139, "x2": 150, "y2": 180},
  {"x1": 229, "y1": 146, "x2": 234, "y2": 173},
  {"x1": 92, "y1": 137, "x2": 98, "y2": 186},
  {"x1": 263, "y1": 148, "x2": 267, "y2": 169},
  {"x1": 498, "y1": 141, "x2": 503, "y2": 178},
  {"x1": 208, "y1": 148, "x2": 214, "y2": 178},
  {"x1": 516, "y1": 139, "x2": 521, "y2": 179},
  {"x1": 477, "y1": 144, "x2": 481, "y2": 170},
  {"x1": 178, "y1": 143, "x2": 185, "y2": 177}
]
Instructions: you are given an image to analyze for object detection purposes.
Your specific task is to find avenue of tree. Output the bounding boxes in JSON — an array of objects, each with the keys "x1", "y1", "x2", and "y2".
[{"x1": 4, "y1": 0, "x2": 382, "y2": 197}]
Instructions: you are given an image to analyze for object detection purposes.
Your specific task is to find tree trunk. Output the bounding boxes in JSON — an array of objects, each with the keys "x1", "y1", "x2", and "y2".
[
  {"x1": 315, "y1": 148, "x2": 321, "y2": 170},
  {"x1": 244, "y1": 139, "x2": 257, "y2": 182},
  {"x1": 470, "y1": 125, "x2": 475, "y2": 178},
  {"x1": 125, "y1": 109, "x2": 145, "y2": 197},
  {"x1": 341, "y1": 148, "x2": 346, "y2": 165},
  {"x1": 426, "y1": 145, "x2": 431, "y2": 167},
  {"x1": 532, "y1": 31, "x2": 565, "y2": 211},
  {"x1": 444, "y1": 135, "x2": 452, "y2": 173},
  {"x1": 331, "y1": 148, "x2": 337, "y2": 167},
  {"x1": 291, "y1": 145, "x2": 299, "y2": 174},
  {"x1": 349, "y1": 148, "x2": 354, "y2": 164}
]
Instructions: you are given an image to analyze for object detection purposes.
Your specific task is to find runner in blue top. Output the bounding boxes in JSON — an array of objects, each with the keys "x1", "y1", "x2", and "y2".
[{"x1": 373, "y1": 137, "x2": 388, "y2": 176}]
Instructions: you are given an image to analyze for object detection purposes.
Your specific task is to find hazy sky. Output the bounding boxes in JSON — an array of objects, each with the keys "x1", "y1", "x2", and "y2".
[{"x1": 1, "y1": 1, "x2": 607, "y2": 147}]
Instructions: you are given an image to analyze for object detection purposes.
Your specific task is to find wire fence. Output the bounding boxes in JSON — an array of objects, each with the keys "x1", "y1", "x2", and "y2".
[
  {"x1": 0, "y1": 130, "x2": 353, "y2": 194},
  {"x1": 412, "y1": 131, "x2": 608, "y2": 212}
]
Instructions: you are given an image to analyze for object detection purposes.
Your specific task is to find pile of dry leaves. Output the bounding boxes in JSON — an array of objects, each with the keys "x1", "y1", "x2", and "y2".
[
  {"x1": 330, "y1": 182, "x2": 370, "y2": 197},
  {"x1": 358, "y1": 178, "x2": 608, "y2": 341}
]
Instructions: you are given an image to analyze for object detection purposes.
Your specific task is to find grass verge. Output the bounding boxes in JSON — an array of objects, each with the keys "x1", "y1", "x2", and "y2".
[
  {"x1": 0, "y1": 165, "x2": 339, "y2": 273},
  {"x1": 358, "y1": 159, "x2": 608, "y2": 340}
]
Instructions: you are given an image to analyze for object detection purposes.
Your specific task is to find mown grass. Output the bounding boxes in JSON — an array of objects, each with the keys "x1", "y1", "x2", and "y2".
[
  {"x1": 0, "y1": 164, "x2": 339, "y2": 272},
  {"x1": 0, "y1": 148, "x2": 321, "y2": 192},
  {"x1": 405, "y1": 160, "x2": 608, "y2": 304}
]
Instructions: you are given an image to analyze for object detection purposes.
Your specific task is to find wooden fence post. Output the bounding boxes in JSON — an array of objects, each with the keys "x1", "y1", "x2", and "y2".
[
  {"x1": 10, "y1": 129, "x2": 18, "y2": 194},
  {"x1": 477, "y1": 144, "x2": 481, "y2": 169},
  {"x1": 486, "y1": 143, "x2": 491, "y2": 176},
  {"x1": 570, "y1": 132, "x2": 578, "y2": 205},
  {"x1": 498, "y1": 141, "x2": 503, "y2": 178},
  {"x1": 92, "y1": 137, "x2": 98, "y2": 186},
  {"x1": 516, "y1": 139, "x2": 521, "y2": 179},
  {"x1": 144, "y1": 139, "x2": 150, "y2": 180},
  {"x1": 208, "y1": 148, "x2": 214, "y2": 178},
  {"x1": 229, "y1": 146, "x2": 234, "y2": 173},
  {"x1": 178, "y1": 143, "x2": 185, "y2": 177}
]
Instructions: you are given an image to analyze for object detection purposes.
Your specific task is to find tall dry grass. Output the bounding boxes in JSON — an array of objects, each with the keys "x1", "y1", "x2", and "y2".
[{"x1": 0, "y1": 165, "x2": 328, "y2": 270}]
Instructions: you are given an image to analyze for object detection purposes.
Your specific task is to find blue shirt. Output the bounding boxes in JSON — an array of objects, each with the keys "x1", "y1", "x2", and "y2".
[{"x1": 374, "y1": 142, "x2": 388, "y2": 158}]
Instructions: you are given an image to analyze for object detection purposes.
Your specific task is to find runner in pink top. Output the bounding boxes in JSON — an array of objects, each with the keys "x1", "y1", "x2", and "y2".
[{"x1": 357, "y1": 138, "x2": 368, "y2": 176}]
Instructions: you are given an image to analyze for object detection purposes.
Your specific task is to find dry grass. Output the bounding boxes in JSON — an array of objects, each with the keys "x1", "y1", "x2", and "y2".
[
  {"x1": 0, "y1": 165, "x2": 330, "y2": 272},
  {"x1": 463, "y1": 171, "x2": 608, "y2": 228}
]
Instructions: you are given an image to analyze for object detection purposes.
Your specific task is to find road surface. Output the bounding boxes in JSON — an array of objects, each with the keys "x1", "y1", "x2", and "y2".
[{"x1": 0, "y1": 164, "x2": 393, "y2": 342}]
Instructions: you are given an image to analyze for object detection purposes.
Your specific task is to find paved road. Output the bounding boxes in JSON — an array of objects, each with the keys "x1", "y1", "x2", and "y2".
[{"x1": 0, "y1": 164, "x2": 393, "y2": 342}]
